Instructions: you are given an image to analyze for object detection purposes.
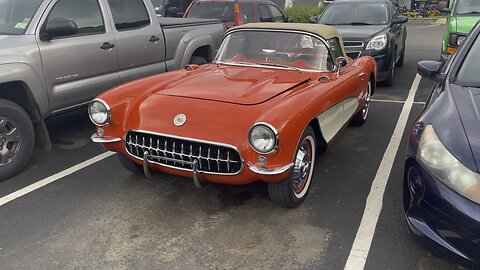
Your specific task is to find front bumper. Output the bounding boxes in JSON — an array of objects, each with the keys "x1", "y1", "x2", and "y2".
[{"x1": 404, "y1": 158, "x2": 480, "y2": 266}]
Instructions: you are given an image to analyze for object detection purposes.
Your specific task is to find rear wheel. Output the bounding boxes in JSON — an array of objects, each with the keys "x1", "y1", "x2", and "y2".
[
  {"x1": 268, "y1": 126, "x2": 316, "y2": 208},
  {"x1": 117, "y1": 153, "x2": 143, "y2": 174},
  {"x1": 0, "y1": 99, "x2": 34, "y2": 181},
  {"x1": 351, "y1": 80, "x2": 372, "y2": 126}
]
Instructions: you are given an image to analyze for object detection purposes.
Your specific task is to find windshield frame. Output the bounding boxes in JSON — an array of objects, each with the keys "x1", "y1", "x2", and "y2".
[
  {"x1": 453, "y1": 28, "x2": 480, "y2": 87},
  {"x1": 0, "y1": 0, "x2": 44, "y2": 35},
  {"x1": 318, "y1": 2, "x2": 391, "y2": 26},
  {"x1": 454, "y1": 0, "x2": 480, "y2": 16},
  {"x1": 214, "y1": 29, "x2": 338, "y2": 73}
]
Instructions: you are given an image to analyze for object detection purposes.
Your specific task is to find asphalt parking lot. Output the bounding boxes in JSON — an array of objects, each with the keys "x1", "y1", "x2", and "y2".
[{"x1": 0, "y1": 23, "x2": 466, "y2": 270}]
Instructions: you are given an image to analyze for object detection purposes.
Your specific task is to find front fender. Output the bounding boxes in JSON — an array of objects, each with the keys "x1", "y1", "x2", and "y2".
[
  {"x1": 179, "y1": 35, "x2": 215, "y2": 68},
  {"x1": 0, "y1": 62, "x2": 49, "y2": 117}
]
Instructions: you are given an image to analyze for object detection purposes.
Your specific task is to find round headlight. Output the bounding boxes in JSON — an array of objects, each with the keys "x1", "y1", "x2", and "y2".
[
  {"x1": 249, "y1": 123, "x2": 278, "y2": 154},
  {"x1": 88, "y1": 99, "x2": 110, "y2": 126}
]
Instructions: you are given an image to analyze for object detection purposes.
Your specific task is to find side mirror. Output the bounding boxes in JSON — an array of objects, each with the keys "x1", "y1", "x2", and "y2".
[
  {"x1": 417, "y1": 61, "x2": 444, "y2": 82},
  {"x1": 286, "y1": 17, "x2": 294, "y2": 23},
  {"x1": 42, "y1": 18, "x2": 78, "y2": 40},
  {"x1": 392, "y1": 16, "x2": 408, "y2": 25},
  {"x1": 309, "y1": 16, "x2": 318, "y2": 24},
  {"x1": 336, "y1": 57, "x2": 348, "y2": 69}
]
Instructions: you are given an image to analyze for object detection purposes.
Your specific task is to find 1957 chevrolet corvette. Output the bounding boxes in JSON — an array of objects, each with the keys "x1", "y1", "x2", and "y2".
[{"x1": 89, "y1": 23, "x2": 377, "y2": 207}]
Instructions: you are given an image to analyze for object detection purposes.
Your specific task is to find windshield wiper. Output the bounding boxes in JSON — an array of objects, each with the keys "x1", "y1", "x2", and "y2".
[
  {"x1": 259, "y1": 63, "x2": 302, "y2": 72},
  {"x1": 348, "y1": 22, "x2": 373, "y2": 25},
  {"x1": 457, "y1": 11, "x2": 480, "y2": 15}
]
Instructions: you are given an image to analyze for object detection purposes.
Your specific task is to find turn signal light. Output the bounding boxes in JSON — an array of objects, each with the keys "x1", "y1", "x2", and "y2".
[{"x1": 446, "y1": 47, "x2": 457, "y2": 54}]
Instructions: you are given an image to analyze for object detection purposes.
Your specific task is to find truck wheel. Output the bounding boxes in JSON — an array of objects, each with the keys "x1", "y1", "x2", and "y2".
[
  {"x1": 117, "y1": 153, "x2": 143, "y2": 174},
  {"x1": 396, "y1": 45, "x2": 405, "y2": 67},
  {"x1": 189, "y1": 56, "x2": 207, "y2": 65},
  {"x1": 268, "y1": 126, "x2": 316, "y2": 208},
  {"x1": 382, "y1": 50, "x2": 396, "y2": 87},
  {"x1": 0, "y1": 99, "x2": 35, "y2": 181}
]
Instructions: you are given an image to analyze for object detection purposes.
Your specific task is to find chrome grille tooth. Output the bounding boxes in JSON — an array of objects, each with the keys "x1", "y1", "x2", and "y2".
[
  {"x1": 226, "y1": 151, "x2": 230, "y2": 172},
  {"x1": 124, "y1": 131, "x2": 241, "y2": 174},
  {"x1": 217, "y1": 149, "x2": 220, "y2": 172},
  {"x1": 207, "y1": 147, "x2": 211, "y2": 171}
]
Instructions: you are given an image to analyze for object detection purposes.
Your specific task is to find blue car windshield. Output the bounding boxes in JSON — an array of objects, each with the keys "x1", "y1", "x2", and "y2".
[
  {"x1": 318, "y1": 3, "x2": 389, "y2": 25},
  {"x1": 457, "y1": 34, "x2": 480, "y2": 86},
  {"x1": 0, "y1": 0, "x2": 43, "y2": 35}
]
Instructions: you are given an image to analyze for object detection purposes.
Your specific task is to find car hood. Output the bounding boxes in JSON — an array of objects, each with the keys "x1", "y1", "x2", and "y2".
[
  {"x1": 451, "y1": 84, "x2": 480, "y2": 172},
  {"x1": 332, "y1": 25, "x2": 388, "y2": 41},
  {"x1": 153, "y1": 65, "x2": 314, "y2": 105},
  {"x1": 452, "y1": 16, "x2": 480, "y2": 34}
]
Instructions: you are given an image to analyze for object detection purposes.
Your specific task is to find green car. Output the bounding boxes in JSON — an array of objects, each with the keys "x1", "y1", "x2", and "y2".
[{"x1": 441, "y1": 0, "x2": 480, "y2": 61}]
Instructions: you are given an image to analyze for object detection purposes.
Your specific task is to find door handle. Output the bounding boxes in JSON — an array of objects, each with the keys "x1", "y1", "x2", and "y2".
[
  {"x1": 149, "y1": 36, "x2": 160, "y2": 43},
  {"x1": 100, "y1": 42, "x2": 115, "y2": 50},
  {"x1": 358, "y1": 72, "x2": 366, "y2": 78}
]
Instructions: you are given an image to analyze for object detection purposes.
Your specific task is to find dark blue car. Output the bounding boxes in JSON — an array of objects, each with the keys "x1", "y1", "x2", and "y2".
[{"x1": 404, "y1": 22, "x2": 480, "y2": 268}]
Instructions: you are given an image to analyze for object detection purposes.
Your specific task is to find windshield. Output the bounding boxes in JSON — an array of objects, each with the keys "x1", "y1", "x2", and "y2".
[
  {"x1": 318, "y1": 3, "x2": 389, "y2": 25},
  {"x1": 215, "y1": 30, "x2": 334, "y2": 72},
  {"x1": 185, "y1": 2, "x2": 234, "y2": 22},
  {"x1": 455, "y1": 0, "x2": 480, "y2": 15},
  {"x1": 0, "y1": 0, "x2": 43, "y2": 35},
  {"x1": 456, "y1": 33, "x2": 480, "y2": 86}
]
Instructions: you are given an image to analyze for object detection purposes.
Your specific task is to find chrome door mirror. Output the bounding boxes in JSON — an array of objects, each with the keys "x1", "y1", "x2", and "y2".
[{"x1": 336, "y1": 57, "x2": 348, "y2": 70}]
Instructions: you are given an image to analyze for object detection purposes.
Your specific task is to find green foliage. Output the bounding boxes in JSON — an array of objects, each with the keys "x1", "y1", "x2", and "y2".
[{"x1": 284, "y1": 5, "x2": 325, "y2": 23}]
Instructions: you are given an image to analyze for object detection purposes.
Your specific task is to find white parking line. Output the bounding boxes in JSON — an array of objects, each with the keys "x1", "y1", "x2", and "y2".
[
  {"x1": 344, "y1": 74, "x2": 422, "y2": 270},
  {"x1": 0, "y1": 151, "x2": 115, "y2": 207},
  {"x1": 372, "y1": 99, "x2": 426, "y2": 105}
]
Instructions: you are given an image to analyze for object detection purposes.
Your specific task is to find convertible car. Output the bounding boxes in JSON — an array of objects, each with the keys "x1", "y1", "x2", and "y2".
[
  {"x1": 89, "y1": 23, "x2": 377, "y2": 208},
  {"x1": 404, "y1": 21, "x2": 480, "y2": 266}
]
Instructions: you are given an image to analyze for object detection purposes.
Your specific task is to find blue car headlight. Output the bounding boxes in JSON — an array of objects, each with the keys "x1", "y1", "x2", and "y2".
[{"x1": 417, "y1": 125, "x2": 480, "y2": 204}]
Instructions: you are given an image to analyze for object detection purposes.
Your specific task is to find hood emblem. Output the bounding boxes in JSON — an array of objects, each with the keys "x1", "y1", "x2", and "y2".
[{"x1": 174, "y1": 114, "x2": 187, "y2": 127}]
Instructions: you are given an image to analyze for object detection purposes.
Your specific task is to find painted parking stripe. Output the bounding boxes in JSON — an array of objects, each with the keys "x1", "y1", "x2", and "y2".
[
  {"x1": 344, "y1": 74, "x2": 422, "y2": 270},
  {"x1": 372, "y1": 99, "x2": 426, "y2": 105},
  {"x1": 0, "y1": 151, "x2": 115, "y2": 207}
]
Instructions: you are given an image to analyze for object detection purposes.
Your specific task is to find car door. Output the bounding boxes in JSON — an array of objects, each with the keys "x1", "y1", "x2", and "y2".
[
  {"x1": 390, "y1": 3, "x2": 405, "y2": 60},
  {"x1": 106, "y1": 0, "x2": 166, "y2": 84},
  {"x1": 257, "y1": 4, "x2": 273, "y2": 22},
  {"x1": 37, "y1": 0, "x2": 119, "y2": 113}
]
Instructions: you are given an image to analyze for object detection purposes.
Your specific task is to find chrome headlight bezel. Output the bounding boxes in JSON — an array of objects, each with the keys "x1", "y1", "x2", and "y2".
[
  {"x1": 88, "y1": 99, "x2": 111, "y2": 126},
  {"x1": 417, "y1": 125, "x2": 480, "y2": 204},
  {"x1": 366, "y1": 34, "x2": 388, "y2": 51},
  {"x1": 248, "y1": 122, "x2": 279, "y2": 154}
]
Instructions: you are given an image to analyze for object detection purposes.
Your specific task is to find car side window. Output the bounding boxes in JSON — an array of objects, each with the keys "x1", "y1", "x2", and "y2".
[
  {"x1": 258, "y1": 4, "x2": 272, "y2": 22},
  {"x1": 46, "y1": 0, "x2": 105, "y2": 38},
  {"x1": 107, "y1": 0, "x2": 150, "y2": 31},
  {"x1": 328, "y1": 38, "x2": 343, "y2": 59},
  {"x1": 240, "y1": 3, "x2": 256, "y2": 23},
  {"x1": 268, "y1": 5, "x2": 284, "y2": 23}
]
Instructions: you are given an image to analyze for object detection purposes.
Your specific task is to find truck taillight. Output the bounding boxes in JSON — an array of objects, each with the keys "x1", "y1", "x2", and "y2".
[{"x1": 234, "y1": 3, "x2": 241, "y2": 26}]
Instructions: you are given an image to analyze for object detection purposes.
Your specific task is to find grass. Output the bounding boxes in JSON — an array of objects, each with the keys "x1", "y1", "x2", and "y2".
[{"x1": 284, "y1": 5, "x2": 325, "y2": 23}]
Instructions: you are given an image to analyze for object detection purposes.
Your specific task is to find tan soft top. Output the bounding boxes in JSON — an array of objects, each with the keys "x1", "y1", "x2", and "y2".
[{"x1": 228, "y1": 23, "x2": 346, "y2": 56}]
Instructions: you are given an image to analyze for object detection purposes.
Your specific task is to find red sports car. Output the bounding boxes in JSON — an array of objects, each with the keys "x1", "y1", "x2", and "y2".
[{"x1": 89, "y1": 23, "x2": 377, "y2": 207}]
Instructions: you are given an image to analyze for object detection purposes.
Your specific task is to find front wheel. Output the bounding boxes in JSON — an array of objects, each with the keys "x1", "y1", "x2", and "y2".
[
  {"x1": 382, "y1": 50, "x2": 396, "y2": 87},
  {"x1": 268, "y1": 126, "x2": 316, "y2": 208},
  {"x1": 351, "y1": 80, "x2": 372, "y2": 126},
  {"x1": 189, "y1": 56, "x2": 207, "y2": 65},
  {"x1": 0, "y1": 99, "x2": 35, "y2": 181}
]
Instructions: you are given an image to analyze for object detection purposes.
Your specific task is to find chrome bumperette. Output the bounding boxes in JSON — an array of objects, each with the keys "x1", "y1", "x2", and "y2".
[
  {"x1": 247, "y1": 162, "x2": 293, "y2": 175},
  {"x1": 90, "y1": 133, "x2": 121, "y2": 143},
  {"x1": 125, "y1": 130, "x2": 244, "y2": 175}
]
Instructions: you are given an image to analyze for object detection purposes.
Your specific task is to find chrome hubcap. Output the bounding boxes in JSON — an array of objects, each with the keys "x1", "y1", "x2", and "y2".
[
  {"x1": 293, "y1": 138, "x2": 313, "y2": 195},
  {"x1": 0, "y1": 118, "x2": 21, "y2": 166},
  {"x1": 362, "y1": 82, "x2": 372, "y2": 119}
]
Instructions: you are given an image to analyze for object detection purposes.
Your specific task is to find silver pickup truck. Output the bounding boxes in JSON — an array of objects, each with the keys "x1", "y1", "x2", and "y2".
[{"x1": 0, "y1": 0, "x2": 225, "y2": 180}]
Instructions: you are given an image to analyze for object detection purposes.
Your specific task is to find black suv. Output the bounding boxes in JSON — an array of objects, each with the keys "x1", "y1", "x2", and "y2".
[{"x1": 311, "y1": 0, "x2": 408, "y2": 86}]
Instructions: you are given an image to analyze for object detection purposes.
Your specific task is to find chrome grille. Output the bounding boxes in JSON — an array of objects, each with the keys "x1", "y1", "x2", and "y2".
[
  {"x1": 343, "y1": 41, "x2": 364, "y2": 48},
  {"x1": 346, "y1": 52, "x2": 361, "y2": 59},
  {"x1": 125, "y1": 131, "x2": 242, "y2": 174}
]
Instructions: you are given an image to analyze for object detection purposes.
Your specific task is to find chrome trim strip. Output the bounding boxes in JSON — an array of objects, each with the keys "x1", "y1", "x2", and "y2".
[
  {"x1": 90, "y1": 133, "x2": 121, "y2": 143},
  {"x1": 343, "y1": 41, "x2": 365, "y2": 48},
  {"x1": 124, "y1": 130, "x2": 244, "y2": 176},
  {"x1": 248, "y1": 122, "x2": 279, "y2": 155},
  {"x1": 247, "y1": 162, "x2": 293, "y2": 175}
]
